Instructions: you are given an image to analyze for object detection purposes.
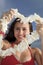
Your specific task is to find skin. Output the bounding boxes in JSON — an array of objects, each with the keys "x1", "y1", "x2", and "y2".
[
  {"x1": 36, "y1": 20, "x2": 43, "y2": 65},
  {"x1": 0, "y1": 22, "x2": 43, "y2": 65},
  {"x1": 2, "y1": 40, "x2": 11, "y2": 50}
]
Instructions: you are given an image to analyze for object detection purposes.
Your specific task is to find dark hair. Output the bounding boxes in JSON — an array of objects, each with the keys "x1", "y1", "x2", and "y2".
[{"x1": 3, "y1": 18, "x2": 33, "y2": 44}]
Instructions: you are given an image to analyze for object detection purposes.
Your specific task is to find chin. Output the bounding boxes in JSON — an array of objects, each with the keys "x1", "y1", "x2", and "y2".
[{"x1": 17, "y1": 39, "x2": 23, "y2": 42}]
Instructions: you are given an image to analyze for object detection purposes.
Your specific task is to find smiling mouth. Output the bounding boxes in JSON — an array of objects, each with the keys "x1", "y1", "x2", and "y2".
[
  {"x1": 18, "y1": 36, "x2": 23, "y2": 38},
  {"x1": 18, "y1": 36, "x2": 24, "y2": 39}
]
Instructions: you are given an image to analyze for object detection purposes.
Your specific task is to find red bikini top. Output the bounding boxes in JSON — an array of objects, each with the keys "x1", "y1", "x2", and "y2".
[{"x1": 1, "y1": 44, "x2": 35, "y2": 65}]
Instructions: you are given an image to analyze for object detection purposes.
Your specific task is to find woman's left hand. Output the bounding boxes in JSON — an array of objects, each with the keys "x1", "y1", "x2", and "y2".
[{"x1": 36, "y1": 20, "x2": 43, "y2": 38}]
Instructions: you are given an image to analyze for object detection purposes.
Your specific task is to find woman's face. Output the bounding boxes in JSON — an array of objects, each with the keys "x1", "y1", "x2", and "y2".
[{"x1": 14, "y1": 22, "x2": 30, "y2": 42}]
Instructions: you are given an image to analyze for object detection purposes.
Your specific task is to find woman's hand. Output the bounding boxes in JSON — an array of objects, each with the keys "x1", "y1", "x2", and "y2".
[
  {"x1": 36, "y1": 20, "x2": 43, "y2": 38},
  {"x1": 2, "y1": 40, "x2": 11, "y2": 50}
]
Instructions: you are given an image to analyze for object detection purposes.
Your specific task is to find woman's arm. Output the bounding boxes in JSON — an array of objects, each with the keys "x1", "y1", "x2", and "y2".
[
  {"x1": 36, "y1": 20, "x2": 43, "y2": 51},
  {"x1": 37, "y1": 22, "x2": 43, "y2": 64},
  {"x1": 36, "y1": 20, "x2": 43, "y2": 65},
  {"x1": 34, "y1": 48, "x2": 42, "y2": 65}
]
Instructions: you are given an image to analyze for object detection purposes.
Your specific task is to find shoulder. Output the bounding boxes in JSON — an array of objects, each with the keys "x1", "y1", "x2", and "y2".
[
  {"x1": 32, "y1": 47, "x2": 42, "y2": 53},
  {"x1": 31, "y1": 48, "x2": 42, "y2": 57},
  {"x1": 31, "y1": 48, "x2": 42, "y2": 65}
]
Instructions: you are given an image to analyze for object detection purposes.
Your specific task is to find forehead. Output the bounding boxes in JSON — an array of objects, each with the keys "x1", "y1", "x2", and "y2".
[{"x1": 14, "y1": 22, "x2": 29, "y2": 28}]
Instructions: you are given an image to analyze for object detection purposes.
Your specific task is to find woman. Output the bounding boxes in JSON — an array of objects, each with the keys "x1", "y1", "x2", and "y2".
[{"x1": 0, "y1": 18, "x2": 42, "y2": 65}]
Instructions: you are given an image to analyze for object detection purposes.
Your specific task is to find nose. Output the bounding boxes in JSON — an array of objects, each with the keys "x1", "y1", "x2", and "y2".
[{"x1": 19, "y1": 29, "x2": 23, "y2": 35}]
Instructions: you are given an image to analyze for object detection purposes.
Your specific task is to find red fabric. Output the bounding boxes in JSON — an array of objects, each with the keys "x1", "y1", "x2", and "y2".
[
  {"x1": 1, "y1": 55, "x2": 35, "y2": 65},
  {"x1": 0, "y1": 43, "x2": 35, "y2": 65},
  {"x1": 23, "y1": 58, "x2": 35, "y2": 65},
  {"x1": 1, "y1": 55, "x2": 20, "y2": 65},
  {"x1": 0, "y1": 31, "x2": 4, "y2": 35}
]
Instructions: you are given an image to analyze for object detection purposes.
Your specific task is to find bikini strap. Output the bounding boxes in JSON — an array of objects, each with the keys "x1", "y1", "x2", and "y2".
[{"x1": 28, "y1": 46, "x2": 33, "y2": 57}]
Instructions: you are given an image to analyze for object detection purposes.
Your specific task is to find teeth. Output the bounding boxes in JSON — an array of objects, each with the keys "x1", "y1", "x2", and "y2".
[{"x1": 18, "y1": 36, "x2": 23, "y2": 38}]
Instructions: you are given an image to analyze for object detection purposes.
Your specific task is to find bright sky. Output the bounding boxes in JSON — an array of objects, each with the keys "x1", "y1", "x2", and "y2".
[{"x1": 0, "y1": 0, "x2": 43, "y2": 30}]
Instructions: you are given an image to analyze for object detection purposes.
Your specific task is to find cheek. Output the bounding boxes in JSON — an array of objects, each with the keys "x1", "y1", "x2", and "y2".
[
  {"x1": 23, "y1": 30, "x2": 30, "y2": 38},
  {"x1": 14, "y1": 30, "x2": 19, "y2": 37},
  {"x1": 25, "y1": 30, "x2": 30, "y2": 35}
]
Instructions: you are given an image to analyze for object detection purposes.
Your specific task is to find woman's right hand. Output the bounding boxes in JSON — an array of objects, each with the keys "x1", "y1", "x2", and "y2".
[{"x1": 2, "y1": 40, "x2": 11, "y2": 50}]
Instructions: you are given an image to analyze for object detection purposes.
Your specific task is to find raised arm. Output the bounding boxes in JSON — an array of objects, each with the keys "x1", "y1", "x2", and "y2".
[
  {"x1": 36, "y1": 20, "x2": 43, "y2": 65},
  {"x1": 32, "y1": 48, "x2": 42, "y2": 65}
]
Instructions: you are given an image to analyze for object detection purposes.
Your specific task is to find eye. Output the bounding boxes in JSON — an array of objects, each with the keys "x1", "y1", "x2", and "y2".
[
  {"x1": 23, "y1": 28, "x2": 27, "y2": 31},
  {"x1": 15, "y1": 27, "x2": 20, "y2": 30}
]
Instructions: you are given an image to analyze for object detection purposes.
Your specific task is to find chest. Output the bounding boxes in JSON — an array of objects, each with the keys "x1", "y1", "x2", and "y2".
[
  {"x1": 11, "y1": 43, "x2": 32, "y2": 62},
  {"x1": 20, "y1": 49, "x2": 32, "y2": 63}
]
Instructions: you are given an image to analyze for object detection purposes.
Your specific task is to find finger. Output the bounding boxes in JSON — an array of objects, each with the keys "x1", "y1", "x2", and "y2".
[{"x1": 36, "y1": 20, "x2": 41, "y2": 24}]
